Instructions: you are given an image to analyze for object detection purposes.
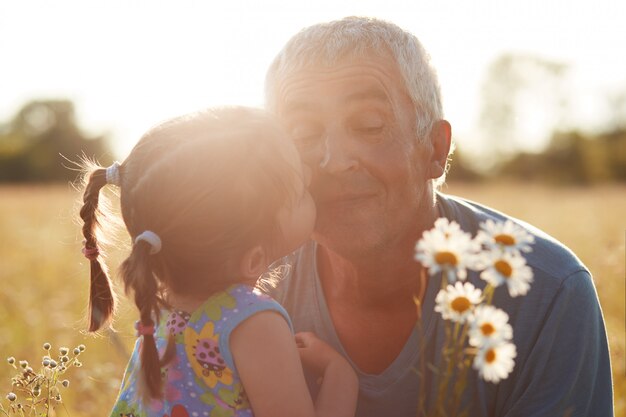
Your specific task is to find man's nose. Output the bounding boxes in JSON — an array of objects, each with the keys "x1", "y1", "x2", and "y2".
[{"x1": 318, "y1": 130, "x2": 358, "y2": 173}]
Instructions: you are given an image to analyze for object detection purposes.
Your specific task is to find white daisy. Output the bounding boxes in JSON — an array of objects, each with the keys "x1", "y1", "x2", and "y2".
[
  {"x1": 480, "y1": 251, "x2": 533, "y2": 297},
  {"x1": 434, "y1": 281, "x2": 483, "y2": 323},
  {"x1": 468, "y1": 305, "x2": 513, "y2": 347},
  {"x1": 432, "y1": 217, "x2": 463, "y2": 238},
  {"x1": 415, "y1": 218, "x2": 480, "y2": 283},
  {"x1": 477, "y1": 219, "x2": 535, "y2": 256},
  {"x1": 473, "y1": 341, "x2": 517, "y2": 383}
]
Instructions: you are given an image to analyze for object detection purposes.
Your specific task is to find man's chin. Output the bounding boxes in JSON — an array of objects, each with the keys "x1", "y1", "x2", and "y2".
[{"x1": 313, "y1": 220, "x2": 380, "y2": 257}]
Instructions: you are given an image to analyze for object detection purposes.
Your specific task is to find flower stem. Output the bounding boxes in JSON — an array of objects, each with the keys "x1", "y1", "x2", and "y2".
[
  {"x1": 433, "y1": 321, "x2": 455, "y2": 417},
  {"x1": 483, "y1": 284, "x2": 495, "y2": 305}
]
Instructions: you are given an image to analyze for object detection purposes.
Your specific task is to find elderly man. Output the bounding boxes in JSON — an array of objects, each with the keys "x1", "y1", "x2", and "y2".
[{"x1": 264, "y1": 17, "x2": 613, "y2": 417}]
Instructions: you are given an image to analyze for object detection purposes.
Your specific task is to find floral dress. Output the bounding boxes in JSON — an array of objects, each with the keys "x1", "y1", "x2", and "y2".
[{"x1": 110, "y1": 284, "x2": 292, "y2": 417}]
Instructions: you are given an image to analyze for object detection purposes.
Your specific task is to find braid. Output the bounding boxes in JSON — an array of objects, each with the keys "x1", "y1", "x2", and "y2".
[
  {"x1": 120, "y1": 240, "x2": 169, "y2": 399},
  {"x1": 79, "y1": 168, "x2": 115, "y2": 332}
]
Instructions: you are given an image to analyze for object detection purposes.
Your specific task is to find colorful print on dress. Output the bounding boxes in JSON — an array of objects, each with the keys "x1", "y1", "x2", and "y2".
[
  {"x1": 110, "y1": 399, "x2": 147, "y2": 417},
  {"x1": 149, "y1": 357, "x2": 184, "y2": 412},
  {"x1": 184, "y1": 322, "x2": 233, "y2": 388},
  {"x1": 162, "y1": 404, "x2": 189, "y2": 417},
  {"x1": 198, "y1": 387, "x2": 249, "y2": 417},
  {"x1": 198, "y1": 292, "x2": 237, "y2": 321},
  {"x1": 195, "y1": 337, "x2": 226, "y2": 377},
  {"x1": 166, "y1": 310, "x2": 191, "y2": 336}
]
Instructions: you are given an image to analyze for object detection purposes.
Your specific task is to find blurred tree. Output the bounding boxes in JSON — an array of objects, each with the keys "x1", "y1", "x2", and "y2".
[
  {"x1": 478, "y1": 53, "x2": 568, "y2": 162},
  {"x1": 497, "y1": 129, "x2": 626, "y2": 184},
  {"x1": 0, "y1": 100, "x2": 113, "y2": 182},
  {"x1": 606, "y1": 90, "x2": 626, "y2": 131}
]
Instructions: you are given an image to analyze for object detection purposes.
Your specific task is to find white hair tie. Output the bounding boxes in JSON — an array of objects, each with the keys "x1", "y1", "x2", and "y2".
[
  {"x1": 105, "y1": 162, "x2": 121, "y2": 186},
  {"x1": 134, "y1": 231, "x2": 162, "y2": 254}
]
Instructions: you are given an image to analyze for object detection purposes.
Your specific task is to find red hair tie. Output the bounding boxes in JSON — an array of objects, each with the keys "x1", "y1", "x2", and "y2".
[
  {"x1": 135, "y1": 320, "x2": 155, "y2": 337},
  {"x1": 82, "y1": 246, "x2": 99, "y2": 261}
]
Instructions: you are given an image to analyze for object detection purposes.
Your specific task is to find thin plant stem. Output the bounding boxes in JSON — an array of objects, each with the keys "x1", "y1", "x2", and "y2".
[
  {"x1": 415, "y1": 296, "x2": 427, "y2": 417},
  {"x1": 433, "y1": 320, "x2": 455, "y2": 417},
  {"x1": 46, "y1": 376, "x2": 51, "y2": 417},
  {"x1": 450, "y1": 343, "x2": 473, "y2": 416},
  {"x1": 483, "y1": 284, "x2": 495, "y2": 305},
  {"x1": 414, "y1": 268, "x2": 429, "y2": 417}
]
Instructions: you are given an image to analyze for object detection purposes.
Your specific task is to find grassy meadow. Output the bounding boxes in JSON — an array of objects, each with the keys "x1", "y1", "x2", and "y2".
[{"x1": 0, "y1": 183, "x2": 624, "y2": 415}]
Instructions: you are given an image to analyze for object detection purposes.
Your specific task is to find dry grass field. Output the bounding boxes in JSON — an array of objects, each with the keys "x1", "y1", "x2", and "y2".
[{"x1": 0, "y1": 183, "x2": 624, "y2": 416}]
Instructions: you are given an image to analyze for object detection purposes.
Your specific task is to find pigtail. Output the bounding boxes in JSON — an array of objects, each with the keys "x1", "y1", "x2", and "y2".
[
  {"x1": 120, "y1": 240, "x2": 173, "y2": 399},
  {"x1": 79, "y1": 168, "x2": 115, "y2": 332}
]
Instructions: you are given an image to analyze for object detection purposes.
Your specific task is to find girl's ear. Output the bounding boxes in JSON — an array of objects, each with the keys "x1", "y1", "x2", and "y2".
[{"x1": 239, "y1": 245, "x2": 269, "y2": 280}]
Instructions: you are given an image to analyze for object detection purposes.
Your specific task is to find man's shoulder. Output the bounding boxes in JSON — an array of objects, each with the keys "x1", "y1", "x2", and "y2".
[{"x1": 438, "y1": 192, "x2": 588, "y2": 282}]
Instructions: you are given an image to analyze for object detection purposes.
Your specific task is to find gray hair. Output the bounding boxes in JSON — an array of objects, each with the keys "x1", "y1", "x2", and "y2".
[{"x1": 265, "y1": 16, "x2": 444, "y2": 141}]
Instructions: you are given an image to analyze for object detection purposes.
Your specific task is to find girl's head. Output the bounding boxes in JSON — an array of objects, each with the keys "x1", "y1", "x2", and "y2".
[{"x1": 79, "y1": 106, "x2": 315, "y2": 396}]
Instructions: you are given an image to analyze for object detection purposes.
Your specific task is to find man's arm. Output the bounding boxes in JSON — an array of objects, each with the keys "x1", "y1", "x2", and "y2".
[{"x1": 500, "y1": 270, "x2": 613, "y2": 417}]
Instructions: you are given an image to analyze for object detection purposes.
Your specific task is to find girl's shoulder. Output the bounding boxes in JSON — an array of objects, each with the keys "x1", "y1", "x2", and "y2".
[
  {"x1": 184, "y1": 284, "x2": 290, "y2": 330},
  {"x1": 160, "y1": 284, "x2": 293, "y2": 372}
]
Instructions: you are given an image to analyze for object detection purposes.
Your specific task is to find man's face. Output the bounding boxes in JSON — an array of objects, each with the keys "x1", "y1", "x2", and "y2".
[{"x1": 275, "y1": 56, "x2": 441, "y2": 257}]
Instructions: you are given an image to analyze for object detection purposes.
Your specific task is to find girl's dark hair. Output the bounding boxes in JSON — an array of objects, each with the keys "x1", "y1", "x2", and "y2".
[
  {"x1": 79, "y1": 107, "x2": 301, "y2": 399},
  {"x1": 79, "y1": 168, "x2": 115, "y2": 332}
]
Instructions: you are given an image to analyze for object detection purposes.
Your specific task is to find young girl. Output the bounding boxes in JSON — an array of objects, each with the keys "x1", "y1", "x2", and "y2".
[{"x1": 79, "y1": 107, "x2": 358, "y2": 417}]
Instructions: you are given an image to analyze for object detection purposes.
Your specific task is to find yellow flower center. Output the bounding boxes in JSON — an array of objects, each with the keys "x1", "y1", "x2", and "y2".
[
  {"x1": 494, "y1": 234, "x2": 516, "y2": 246},
  {"x1": 451, "y1": 296, "x2": 471, "y2": 313},
  {"x1": 481, "y1": 323, "x2": 496, "y2": 336},
  {"x1": 435, "y1": 251, "x2": 458, "y2": 266},
  {"x1": 495, "y1": 260, "x2": 513, "y2": 278},
  {"x1": 485, "y1": 348, "x2": 497, "y2": 363}
]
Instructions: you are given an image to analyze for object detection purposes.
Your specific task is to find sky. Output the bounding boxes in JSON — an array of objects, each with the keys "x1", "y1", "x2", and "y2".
[{"x1": 1, "y1": 0, "x2": 625, "y2": 158}]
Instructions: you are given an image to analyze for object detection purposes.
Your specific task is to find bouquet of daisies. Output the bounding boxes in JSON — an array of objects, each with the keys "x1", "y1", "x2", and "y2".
[{"x1": 414, "y1": 218, "x2": 535, "y2": 417}]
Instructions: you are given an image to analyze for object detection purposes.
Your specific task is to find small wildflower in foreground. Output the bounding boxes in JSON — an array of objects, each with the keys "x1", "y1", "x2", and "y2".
[
  {"x1": 1, "y1": 343, "x2": 86, "y2": 415},
  {"x1": 473, "y1": 341, "x2": 517, "y2": 383},
  {"x1": 432, "y1": 216, "x2": 464, "y2": 237},
  {"x1": 480, "y1": 251, "x2": 533, "y2": 297},
  {"x1": 435, "y1": 281, "x2": 483, "y2": 323},
  {"x1": 469, "y1": 305, "x2": 513, "y2": 347},
  {"x1": 415, "y1": 218, "x2": 480, "y2": 283},
  {"x1": 477, "y1": 219, "x2": 534, "y2": 256}
]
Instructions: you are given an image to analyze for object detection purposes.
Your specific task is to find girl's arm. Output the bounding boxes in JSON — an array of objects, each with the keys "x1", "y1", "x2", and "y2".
[
  {"x1": 295, "y1": 331, "x2": 359, "y2": 417},
  {"x1": 230, "y1": 311, "x2": 358, "y2": 417}
]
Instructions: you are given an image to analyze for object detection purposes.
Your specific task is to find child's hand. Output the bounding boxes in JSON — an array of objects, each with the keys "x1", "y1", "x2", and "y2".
[{"x1": 295, "y1": 332, "x2": 350, "y2": 377}]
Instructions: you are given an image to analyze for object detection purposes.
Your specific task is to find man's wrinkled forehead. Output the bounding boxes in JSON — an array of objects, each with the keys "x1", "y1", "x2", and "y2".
[
  {"x1": 272, "y1": 53, "x2": 405, "y2": 113},
  {"x1": 268, "y1": 48, "x2": 397, "y2": 106}
]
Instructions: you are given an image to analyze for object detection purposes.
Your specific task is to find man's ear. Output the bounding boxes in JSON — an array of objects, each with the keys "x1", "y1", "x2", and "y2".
[
  {"x1": 427, "y1": 120, "x2": 452, "y2": 179},
  {"x1": 239, "y1": 245, "x2": 269, "y2": 280}
]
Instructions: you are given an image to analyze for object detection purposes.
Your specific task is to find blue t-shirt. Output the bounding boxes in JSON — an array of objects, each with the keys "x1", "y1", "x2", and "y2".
[
  {"x1": 266, "y1": 193, "x2": 614, "y2": 417},
  {"x1": 110, "y1": 284, "x2": 292, "y2": 417}
]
